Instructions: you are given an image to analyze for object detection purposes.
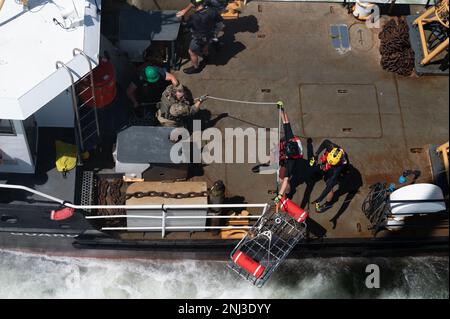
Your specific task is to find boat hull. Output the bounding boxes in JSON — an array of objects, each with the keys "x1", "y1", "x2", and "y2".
[{"x1": 1, "y1": 228, "x2": 448, "y2": 260}]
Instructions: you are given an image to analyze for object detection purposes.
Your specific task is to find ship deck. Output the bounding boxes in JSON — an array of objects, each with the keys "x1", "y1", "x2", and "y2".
[
  {"x1": 1, "y1": 1, "x2": 448, "y2": 249},
  {"x1": 166, "y1": 2, "x2": 449, "y2": 240}
]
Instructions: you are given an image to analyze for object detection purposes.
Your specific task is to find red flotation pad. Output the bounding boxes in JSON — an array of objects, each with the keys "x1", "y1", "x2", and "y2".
[
  {"x1": 279, "y1": 196, "x2": 308, "y2": 223},
  {"x1": 50, "y1": 207, "x2": 75, "y2": 221},
  {"x1": 232, "y1": 250, "x2": 265, "y2": 279}
]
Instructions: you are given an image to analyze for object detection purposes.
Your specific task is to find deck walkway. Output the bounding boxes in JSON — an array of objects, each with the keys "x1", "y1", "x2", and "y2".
[{"x1": 172, "y1": 2, "x2": 449, "y2": 239}]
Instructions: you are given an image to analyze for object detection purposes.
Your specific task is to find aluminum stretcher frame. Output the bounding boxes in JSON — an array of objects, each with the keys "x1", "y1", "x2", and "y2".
[{"x1": 227, "y1": 204, "x2": 307, "y2": 287}]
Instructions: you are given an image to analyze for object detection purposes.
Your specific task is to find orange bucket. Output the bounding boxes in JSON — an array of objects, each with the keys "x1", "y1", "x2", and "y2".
[{"x1": 78, "y1": 58, "x2": 117, "y2": 108}]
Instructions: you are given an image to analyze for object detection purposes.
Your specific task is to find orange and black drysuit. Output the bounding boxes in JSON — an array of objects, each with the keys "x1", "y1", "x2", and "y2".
[
  {"x1": 312, "y1": 139, "x2": 349, "y2": 204},
  {"x1": 280, "y1": 122, "x2": 303, "y2": 198}
]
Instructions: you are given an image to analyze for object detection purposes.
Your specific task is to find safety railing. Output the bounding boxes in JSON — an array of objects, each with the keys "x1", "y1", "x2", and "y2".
[{"x1": 0, "y1": 183, "x2": 269, "y2": 238}]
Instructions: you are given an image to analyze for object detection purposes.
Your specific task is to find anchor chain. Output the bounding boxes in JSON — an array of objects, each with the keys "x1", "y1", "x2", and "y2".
[
  {"x1": 124, "y1": 190, "x2": 209, "y2": 200},
  {"x1": 97, "y1": 179, "x2": 211, "y2": 207},
  {"x1": 379, "y1": 17, "x2": 415, "y2": 76}
]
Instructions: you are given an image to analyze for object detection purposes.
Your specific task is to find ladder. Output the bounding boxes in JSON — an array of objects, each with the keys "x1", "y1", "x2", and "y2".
[{"x1": 56, "y1": 48, "x2": 101, "y2": 164}]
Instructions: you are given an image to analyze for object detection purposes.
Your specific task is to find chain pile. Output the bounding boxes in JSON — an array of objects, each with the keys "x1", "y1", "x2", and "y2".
[
  {"x1": 379, "y1": 17, "x2": 415, "y2": 76},
  {"x1": 97, "y1": 179, "x2": 126, "y2": 215}
]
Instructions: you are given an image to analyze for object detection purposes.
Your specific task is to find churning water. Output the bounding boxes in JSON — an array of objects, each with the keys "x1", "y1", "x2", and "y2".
[{"x1": 0, "y1": 250, "x2": 447, "y2": 299}]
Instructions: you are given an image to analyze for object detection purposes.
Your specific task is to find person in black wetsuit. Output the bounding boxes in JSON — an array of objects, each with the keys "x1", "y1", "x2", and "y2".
[
  {"x1": 310, "y1": 139, "x2": 349, "y2": 213},
  {"x1": 183, "y1": 0, "x2": 223, "y2": 74},
  {"x1": 273, "y1": 104, "x2": 304, "y2": 204}
]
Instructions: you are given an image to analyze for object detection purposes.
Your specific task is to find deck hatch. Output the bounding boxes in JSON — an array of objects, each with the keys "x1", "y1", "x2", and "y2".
[
  {"x1": 330, "y1": 24, "x2": 351, "y2": 53},
  {"x1": 300, "y1": 84, "x2": 382, "y2": 138}
]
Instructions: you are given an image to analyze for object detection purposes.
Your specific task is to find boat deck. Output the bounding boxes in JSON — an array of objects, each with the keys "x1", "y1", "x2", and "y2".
[
  {"x1": 0, "y1": 128, "x2": 78, "y2": 207},
  {"x1": 2, "y1": 1, "x2": 448, "y2": 248},
  {"x1": 166, "y1": 2, "x2": 449, "y2": 240}
]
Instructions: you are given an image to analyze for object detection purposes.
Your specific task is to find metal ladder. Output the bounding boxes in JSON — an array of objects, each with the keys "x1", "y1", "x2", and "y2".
[{"x1": 56, "y1": 48, "x2": 101, "y2": 164}]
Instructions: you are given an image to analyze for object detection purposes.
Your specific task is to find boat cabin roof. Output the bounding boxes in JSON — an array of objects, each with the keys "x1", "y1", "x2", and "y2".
[{"x1": 0, "y1": 0, "x2": 100, "y2": 120}]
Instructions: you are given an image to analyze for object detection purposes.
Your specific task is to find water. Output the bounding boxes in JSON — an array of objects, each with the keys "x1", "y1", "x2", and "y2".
[{"x1": 0, "y1": 250, "x2": 447, "y2": 299}]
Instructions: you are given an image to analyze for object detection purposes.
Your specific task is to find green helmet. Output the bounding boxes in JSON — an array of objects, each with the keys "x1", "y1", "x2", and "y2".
[{"x1": 143, "y1": 66, "x2": 160, "y2": 83}]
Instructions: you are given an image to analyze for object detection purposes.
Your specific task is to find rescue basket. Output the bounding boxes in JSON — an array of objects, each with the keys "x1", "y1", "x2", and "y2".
[{"x1": 227, "y1": 203, "x2": 307, "y2": 287}]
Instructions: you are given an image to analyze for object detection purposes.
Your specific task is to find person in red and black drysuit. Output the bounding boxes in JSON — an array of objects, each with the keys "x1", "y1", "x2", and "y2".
[
  {"x1": 310, "y1": 139, "x2": 349, "y2": 213},
  {"x1": 273, "y1": 105, "x2": 304, "y2": 204}
]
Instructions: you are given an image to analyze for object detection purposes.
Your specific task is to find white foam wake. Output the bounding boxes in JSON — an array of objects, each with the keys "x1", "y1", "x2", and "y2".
[{"x1": 0, "y1": 250, "x2": 447, "y2": 299}]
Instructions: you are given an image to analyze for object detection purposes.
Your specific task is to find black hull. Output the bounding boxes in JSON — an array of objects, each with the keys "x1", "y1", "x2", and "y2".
[
  {"x1": 1, "y1": 204, "x2": 448, "y2": 260},
  {"x1": 1, "y1": 228, "x2": 448, "y2": 260}
]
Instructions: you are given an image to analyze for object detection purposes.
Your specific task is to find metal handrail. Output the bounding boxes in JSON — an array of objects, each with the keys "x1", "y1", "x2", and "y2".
[
  {"x1": 0, "y1": 183, "x2": 268, "y2": 238},
  {"x1": 72, "y1": 48, "x2": 101, "y2": 145},
  {"x1": 86, "y1": 215, "x2": 262, "y2": 219},
  {"x1": 101, "y1": 226, "x2": 253, "y2": 231},
  {"x1": 0, "y1": 183, "x2": 268, "y2": 210},
  {"x1": 55, "y1": 60, "x2": 83, "y2": 164}
]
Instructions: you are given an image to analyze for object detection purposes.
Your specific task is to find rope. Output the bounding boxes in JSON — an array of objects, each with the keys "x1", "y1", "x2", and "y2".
[
  {"x1": 277, "y1": 108, "x2": 281, "y2": 191},
  {"x1": 205, "y1": 95, "x2": 279, "y2": 105}
]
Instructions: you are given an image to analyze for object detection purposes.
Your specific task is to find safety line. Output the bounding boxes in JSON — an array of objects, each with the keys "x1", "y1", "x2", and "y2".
[{"x1": 205, "y1": 96, "x2": 279, "y2": 105}]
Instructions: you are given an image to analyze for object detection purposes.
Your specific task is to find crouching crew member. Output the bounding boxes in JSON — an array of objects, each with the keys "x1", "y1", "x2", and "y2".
[
  {"x1": 274, "y1": 104, "x2": 304, "y2": 204},
  {"x1": 310, "y1": 139, "x2": 349, "y2": 213},
  {"x1": 156, "y1": 84, "x2": 208, "y2": 127},
  {"x1": 126, "y1": 65, "x2": 179, "y2": 109}
]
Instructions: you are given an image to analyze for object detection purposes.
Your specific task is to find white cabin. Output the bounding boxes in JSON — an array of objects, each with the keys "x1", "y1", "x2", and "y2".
[{"x1": 0, "y1": 0, "x2": 101, "y2": 173}]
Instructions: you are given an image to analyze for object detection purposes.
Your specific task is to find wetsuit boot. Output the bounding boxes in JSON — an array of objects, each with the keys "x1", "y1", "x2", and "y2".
[{"x1": 314, "y1": 202, "x2": 333, "y2": 213}]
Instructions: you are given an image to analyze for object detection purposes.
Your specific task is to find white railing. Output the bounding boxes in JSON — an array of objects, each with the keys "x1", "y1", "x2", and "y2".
[{"x1": 0, "y1": 183, "x2": 269, "y2": 238}]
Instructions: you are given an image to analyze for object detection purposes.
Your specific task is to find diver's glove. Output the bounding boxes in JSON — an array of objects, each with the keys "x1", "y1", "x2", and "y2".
[
  {"x1": 197, "y1": 95, "x2": 208, "y2": 103},
  {"x1": 273, "y1": 193, "x2": 283, "y2": 204}
]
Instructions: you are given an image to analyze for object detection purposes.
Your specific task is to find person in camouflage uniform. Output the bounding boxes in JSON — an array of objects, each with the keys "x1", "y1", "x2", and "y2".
[{"x1": 156, "y1": 84, "x2": 208, "y2": 127}]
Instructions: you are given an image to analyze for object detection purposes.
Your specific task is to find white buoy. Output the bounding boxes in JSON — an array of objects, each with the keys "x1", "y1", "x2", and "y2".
[
  {"x1": 389, "y1": 183, "x2": 446, "y2": 216},
  {"x1": 353, "y1": 0, "x2": 376, "y2": 20}
]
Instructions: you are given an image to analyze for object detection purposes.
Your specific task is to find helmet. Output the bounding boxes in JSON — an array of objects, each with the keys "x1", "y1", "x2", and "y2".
[
  {"x1": 143, "y1": 66, "x2": 160, "y2": 83},
  {"x1": 285, "y1": 140, "x2": 301, "y2": 159},
  {"x1": 190, "y1": 0, "x2": 205, "y2": 6},
  {"x1": 173, "y1": 84, "x2": 185, "y2": 100},
  {"x1": 174, "y1": 83, "x2": 185, "y2": 93},
  {"x1": 327, "y1": 147, "x2": 343, "y2": 166}
]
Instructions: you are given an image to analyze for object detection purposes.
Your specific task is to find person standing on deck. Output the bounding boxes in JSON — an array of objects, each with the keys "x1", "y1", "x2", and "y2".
[
  {"x1": 126, "y1": 65, "x2": 179, "y2": 109},
  {"x1": 177, "y1": 0, "x2": 226, "y2": 47},
  {"x1": 182, "y1": 0, "x2": 224, "y2": 74},
  {"x1": 177, "y1": 0, "x2": 228, "y2": 18},
  {"x1": 310, "y1": 139, "x2": 349, "y2": 213},
  {"x1": 273, "y1": 104, "x2": 304, "y2": 204}
]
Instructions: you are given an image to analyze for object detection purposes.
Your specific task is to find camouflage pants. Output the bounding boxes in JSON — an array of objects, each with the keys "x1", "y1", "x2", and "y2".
[{"x1": 156, "y1": 109, "x2": 178, "y2": 127}]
